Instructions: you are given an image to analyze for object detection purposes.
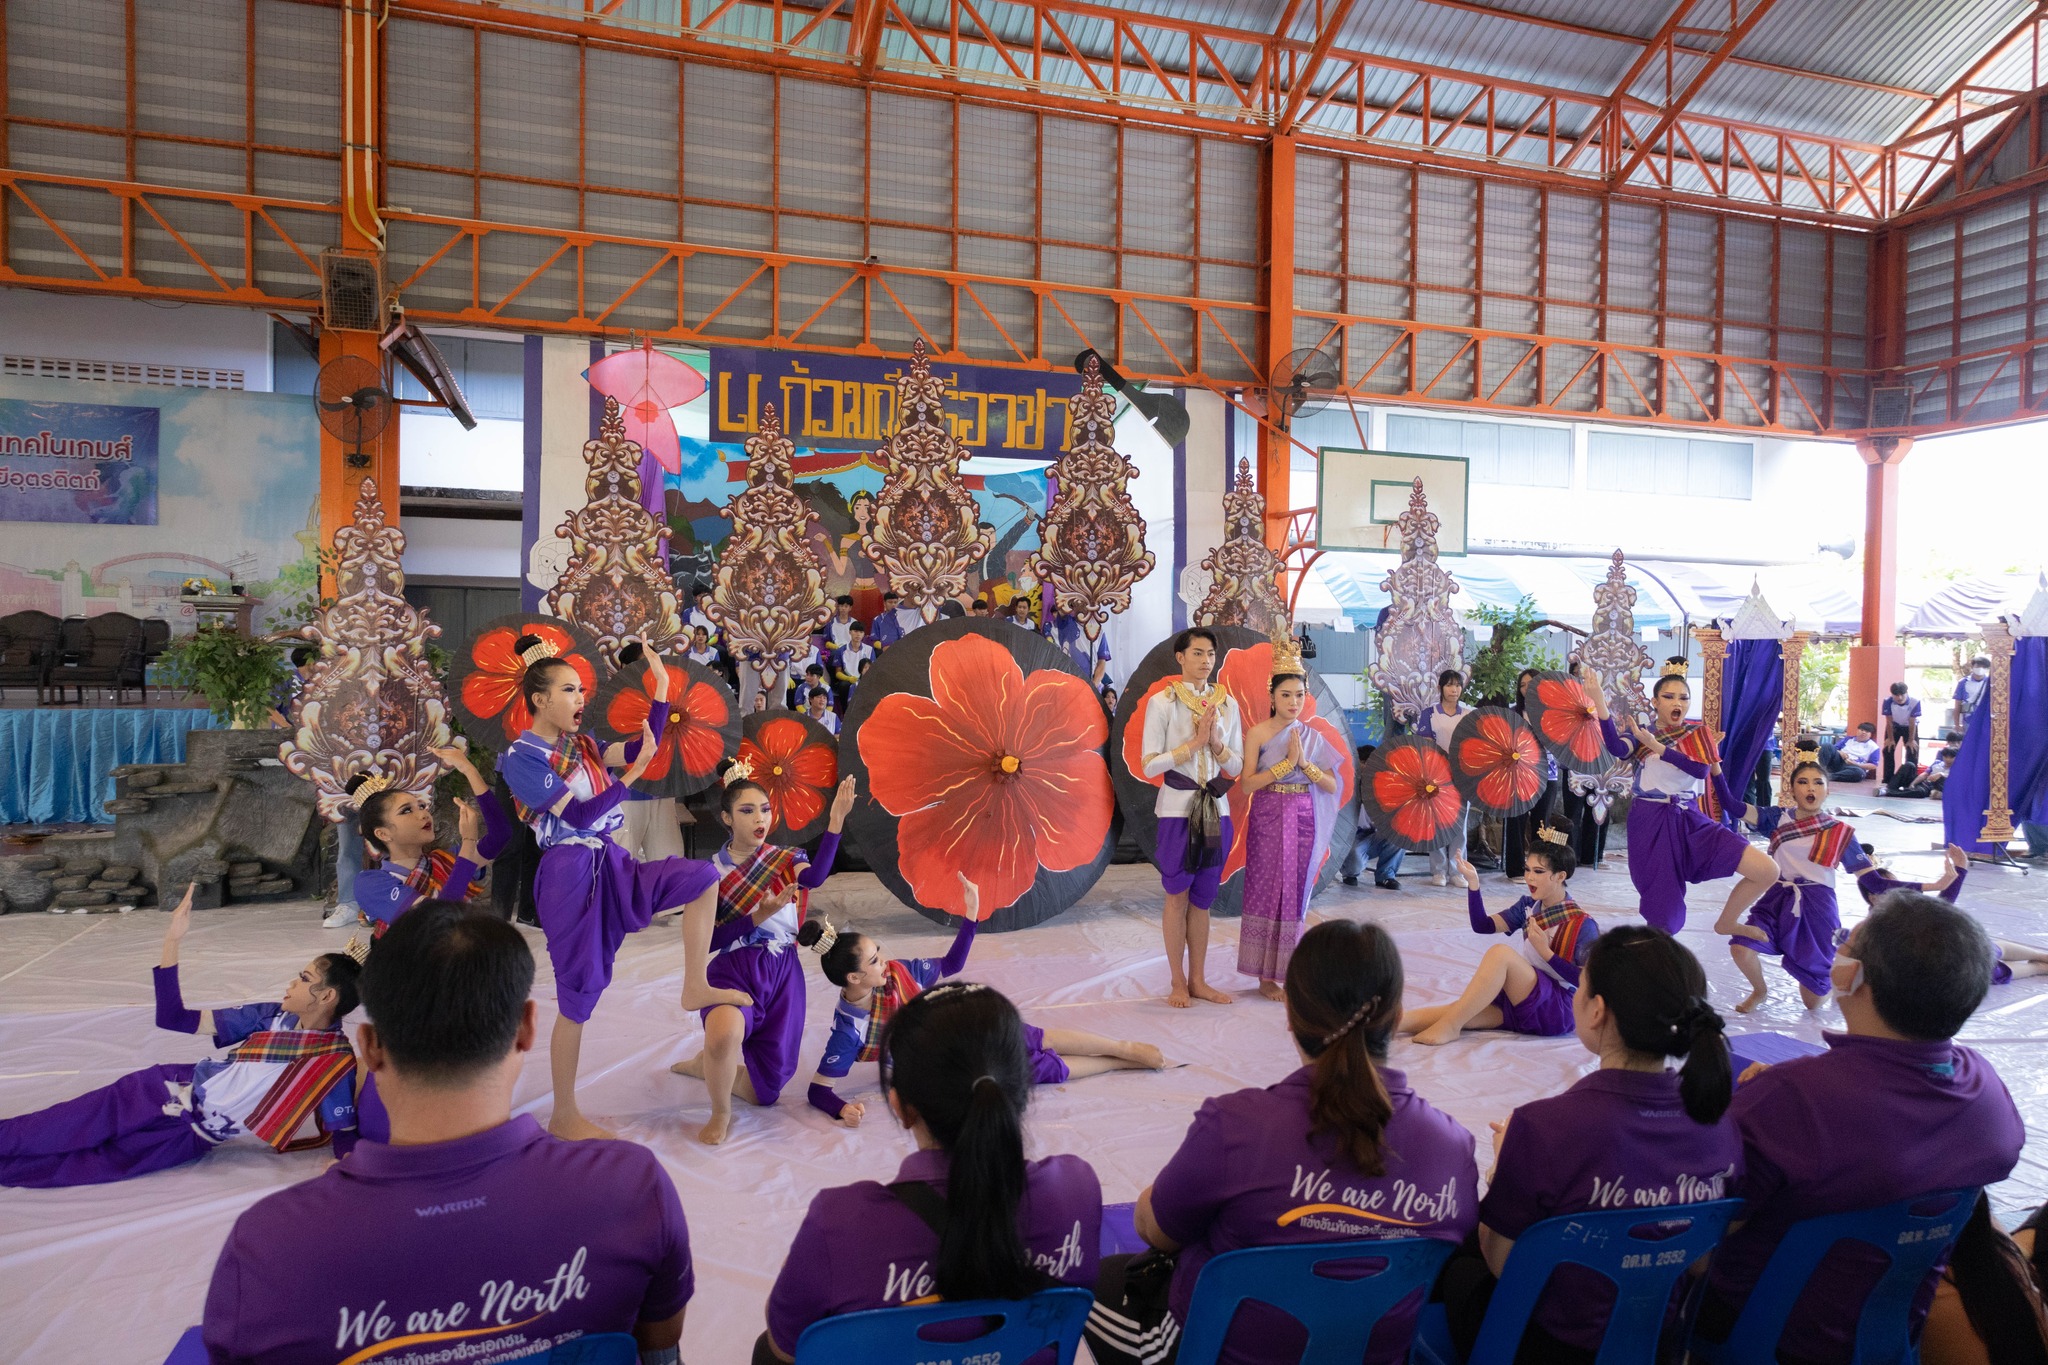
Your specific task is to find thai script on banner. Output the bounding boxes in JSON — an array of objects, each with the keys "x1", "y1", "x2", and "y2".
[
  {"x1": 710, "y1": 346, "x2": 1086, "y2": 457},
  {"x1": 0, "y1": 398, "x2": 159, "y2": 525}
]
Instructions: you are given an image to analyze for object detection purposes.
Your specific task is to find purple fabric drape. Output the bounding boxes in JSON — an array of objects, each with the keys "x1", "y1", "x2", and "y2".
[
  {"x1": 1718, "y1": 638, "x2": 1784, "y2": 826},
  {"x1": 1945, "y1": 636, "x2": 2048, "y2": 852}
]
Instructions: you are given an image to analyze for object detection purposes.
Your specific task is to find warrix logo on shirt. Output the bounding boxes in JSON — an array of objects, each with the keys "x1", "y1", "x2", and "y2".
[
  {"x1": 332, "y1": 1247, "x2": 592, "y2": 1362},
  {"x1": 1276, "y1": 1164, "x2": 1462, "y2": 1237}
]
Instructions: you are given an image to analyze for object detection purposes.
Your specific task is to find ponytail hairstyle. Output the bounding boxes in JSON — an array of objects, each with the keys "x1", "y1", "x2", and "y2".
[
  {"x1": 1285, "y1": 919, "x2": 1403, "y2": 1175},
  {"x1": 1948, "y1": 1195, "x2": 2048, "y2": 1365},
  {"x1": 346, "y1": 773, "x2": 406, "y2": 861},
  {"x1": 1652, "y1": 656, "x2": 1692, "y2": 701},
  {"x1": 513, "y1": 633, "x2": 574, "y2": 713},
  {"x1": 1582, "y1": 926, "x2": 1731, "y2": 1124},
  {"x1": 1525, "y1": 818, "x2": 1578, "y2": 880},
  {"x1": 795, "y1": 919, "x2": 866, "y2": 986},
  {"x1": 877, "y1": 983, "x2": 1047, "y2": 1301}
]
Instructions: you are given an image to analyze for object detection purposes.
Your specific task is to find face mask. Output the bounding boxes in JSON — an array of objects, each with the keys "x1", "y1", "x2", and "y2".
[{"x1": 1831, "y1": 928, "x2": 1864, "y2": 1001}]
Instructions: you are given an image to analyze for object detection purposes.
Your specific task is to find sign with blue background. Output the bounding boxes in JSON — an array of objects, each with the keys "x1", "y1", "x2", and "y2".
[{"x1": 0, "y1": 398, "x2": 160, "y2": 524}]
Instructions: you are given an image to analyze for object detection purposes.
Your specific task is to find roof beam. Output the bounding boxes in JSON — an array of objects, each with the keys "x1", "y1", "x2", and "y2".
[
  {"x1": 1275, "y1": 0, "x2": 1360, "y2": 133},
  {"x1": 1891, "y1": 0, "x2": 2048, "y2": 146},
  {"x1": 850, "y1": 0, "x2": 887, "y2": 78},
  {"x1": 1609, "y1": 0, "x2": 1788, "y2": 187}
]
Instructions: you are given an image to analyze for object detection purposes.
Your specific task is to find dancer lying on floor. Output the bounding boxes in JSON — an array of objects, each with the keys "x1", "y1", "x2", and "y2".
[
  {"x1": 1714, "y1": 741, "x2": 1871, "y2": 1014},
  {"x1": 668, "y1": 770, "x2": 856, "y2": 1145},
  {"x1": 1857, "y1": 843, "x2": 2048, "y2": 983},
  {"x1": 348, "y1": 743, "x2": 512, "y2": 935},
  {"x1": 1398, "y1": 825, "x2": 1599, "y2": 1046},
  {"x1": 0, "y1": 884, "x2": 359, "y2": 1188},
  {"x1": 795, "y1": 878, "x2": 1164, "y2": 1124}
]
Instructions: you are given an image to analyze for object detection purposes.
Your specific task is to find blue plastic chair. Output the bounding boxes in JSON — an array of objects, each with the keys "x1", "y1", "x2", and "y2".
[
  {"x1": 1411, "y1": 1199, "x2": 1741, "y2": 1365},
  {"x1": 792, "y1": 1286, "x2": 1094, "y2": 1365},
  {"x1": 1691, "y1": 1186, "x2": 1980, "y2": 1365},
  {"x1": 1173, "y1": 1237, "x2": 1457, "y2": 1365}
]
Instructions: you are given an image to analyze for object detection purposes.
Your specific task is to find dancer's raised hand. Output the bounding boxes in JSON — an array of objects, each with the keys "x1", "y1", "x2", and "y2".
[
  {"x1": 623, "y1": 720, "x2": 658, "y2": 784},
  {"x1": 640, "y1": 636, "x2": 670, "y2": 701},
  {"x1": 828, "y1": 775, "x2": 857, "y2": 830},
  {"x1": 958, "y1": 872, "x2": 980, "y2": 921},
  {"x1": 159, "y1": 883, "x2": 196, "y2": 967}
]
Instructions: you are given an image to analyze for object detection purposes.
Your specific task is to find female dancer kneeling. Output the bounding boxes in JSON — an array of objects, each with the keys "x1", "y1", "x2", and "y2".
[
  {"x1": 758, "y1": 983, "x2": 1104, "y2": 1363},
  {"x1": 1857, "y1": 843, "x2": 2048, "y2": 984},
  {"x1": 348, "y1": 744, "x2": 512, "y2": 935},
  {"x1": 1587, "y1": 659, "x2": 1775, "y2": 933},
  {"x1": 1399, "y1": 824, "x2": 1600, "y2": 1046},
  {"x1": 670, "y1": 771, "x2": 855, "y2": 1145},
  {"x1": 797, "y1": 880, "x2": 1163, "y2": 1124},
  {"x1": 497, "y1": 635, "x2": 729, "y2": 1140}
]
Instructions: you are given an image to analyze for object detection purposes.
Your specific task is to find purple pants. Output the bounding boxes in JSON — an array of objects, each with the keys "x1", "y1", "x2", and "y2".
[
  {"x1": 1626, "y1": 798, "x2": 1749, "y2": 933},
  {"x1": 700, "y1": 943, "x2": 805, "y2": 1106},
  {"x1": 1158, "y1": 815, "x2": 1234, "y2": 911},
  {"x1": 1731, "y1": 880, "x2": 1839, "y2": 997},
  {"x1": 0, "y1": 1064, "x2": 212, "y2": 1188},
  {"x1": 536, "y1": 840, "x2": 720, "y2": 1023},
  {"x1": 1492, "y1": 971, "x2": 1574, "y2": 1037},
  {"x1": 1022, "y1": 1023, "x2": 1071, "y2": 1085}
]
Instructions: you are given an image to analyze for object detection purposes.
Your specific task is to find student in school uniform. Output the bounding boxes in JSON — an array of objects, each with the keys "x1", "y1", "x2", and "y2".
[
  {"x1": 832, "y1": 623, "x2": 873, "y2": 710},
  {"x1": 868, "y1": 591, "x2": 910, "y2": 648},
  {"x1": 1820, "y1": 722, "x2": 1882, "y2": 783},
  {"x1": 1952, "y1": 656, "x2": 1992, "y2": 735},
  {"x1": 803, "y1": 687, "x2": 841, "y2": 736},
  {"x1": 825, "y1": 596, "x2": 857, "y2": 651},
  {"x1": 1423, "y1": 670, "x2": 1476, "y2": 885},
  {"x1": 1882, "y1": 681, "x2": 1923, "y2": 788}
]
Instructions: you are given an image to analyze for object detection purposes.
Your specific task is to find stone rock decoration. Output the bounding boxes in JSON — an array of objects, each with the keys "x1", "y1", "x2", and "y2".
[
  {"x1": 1193, "y1": 457, "x2": 1287, "y2": 631},
  {"x1": 279, "y1": 477, "x2": 452, "y2": 823},
  {"x1": 710, "y1": 401, "x2": 833, "y2": 690},
  {"x1": 1026, "y1": 354, "x2": 1154, "y2": 642},
  {"x1": 859, "y1": 339, "x2": 995, "y2": 623},
  {"x1": 1367, "y1": 478, "x2": 1465, "y2": 728},
  {"x1": 548, "y1": 395, "x2": 687, "y2": 667}
]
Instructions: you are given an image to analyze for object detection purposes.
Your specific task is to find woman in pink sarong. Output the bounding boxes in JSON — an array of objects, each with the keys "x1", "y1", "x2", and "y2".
[{"x1": 1237, "y1": 668, "x2": 1341, "y2": 999}]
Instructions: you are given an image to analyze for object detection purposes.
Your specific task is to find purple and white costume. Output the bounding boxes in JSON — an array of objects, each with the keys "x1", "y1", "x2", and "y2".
[
  {"x1": 1856, "y1": 865, "x2": 2017, "y2": 983},
  {"x1": 701, "y1": 836, "x2": 840, "y2": 1106},
  {"x1": 1139, "y1": 682, "x2": 1242, "y2": 909},
  {"x1": 1601, "y1": 717, "x2": 1750, "y2": 932},
  {"x1": 1465, "y1": 889, "x2": 1600, "y2": 1036},
  {"x1": 352, "y1": 788, "x2": 514, "y2": 930},
  {"x1": 1729, "y1": 807, "x2": 1870, "y2": 996},
  {"x1": 499, "y1": 723, "x2": 719, "y2": 1024},
  {"x1": 1238, "y1": 722, "x2": 1339, "y2": 982}
]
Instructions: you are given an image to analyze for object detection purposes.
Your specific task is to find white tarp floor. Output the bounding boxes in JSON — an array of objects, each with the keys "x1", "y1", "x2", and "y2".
[{"x1": 5, "y1": 797, "x2": 2046, "y2": 1365}]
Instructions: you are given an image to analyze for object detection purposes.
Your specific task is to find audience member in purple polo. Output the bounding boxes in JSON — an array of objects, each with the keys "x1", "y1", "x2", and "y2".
[
  {"x1": 759, "y1": 983, "x2": 1101, "y2": 1363},
  {"x1": 1697, "y1": 890, "x2": 2025, "y2": 1365},
  {"x1": 202, "y1": 902, "x2": 693, "y2": 1365},
  {"x1": 1086, "y1": 919, "x2": 1479, "y2": 1365},
  {"x1": 1442, "y1": 926, "x2": 1741, "y2": 1363}
]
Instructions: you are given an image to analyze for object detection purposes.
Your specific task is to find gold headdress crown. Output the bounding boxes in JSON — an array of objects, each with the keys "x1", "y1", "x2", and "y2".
[
  {"x1": 347, "y1": 772, "x2": 393, "y2": 804},
  {"x1": 804, "y1": 916, "x2": 839, "y2": 956},
  {"x1": 1269, "y1": 618, "x2": 1306, "y2": 678},
  {"x1": 1538, "y1": 824, "x2": 1571, "y2": 847},
  {"x1": 724, "y1": 756, "x2": 756, "y2": 786},
  {"x1": 519, "y1": 636, "x2": 561, "y2": 666},
  {"x1": 1658, "y1": 658, "x2": 1689, "y2": 680},
  {"x1": 342, "y1": 932, "x2": 373, "y2": 966}
]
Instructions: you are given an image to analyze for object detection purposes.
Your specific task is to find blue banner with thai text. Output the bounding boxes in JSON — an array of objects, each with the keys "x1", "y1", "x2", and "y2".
[
  {"x1": 0, "y1": 398, "x2": 159, "y2": 524},
  {"x1": 709, "y1": 346, "x2": 1086, "y2": 458}
]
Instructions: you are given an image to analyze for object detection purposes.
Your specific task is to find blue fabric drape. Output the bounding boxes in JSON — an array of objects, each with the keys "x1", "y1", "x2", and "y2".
[
  {"x1": 1944, "y1": 637, "x2": 2048, "y2": 852},
  {"x1": 0, "y1": 709, "x2": 220, "y2": 825},
  {"x1": 1719, "y1": 638, "x2": 1784, "y2": 825}
]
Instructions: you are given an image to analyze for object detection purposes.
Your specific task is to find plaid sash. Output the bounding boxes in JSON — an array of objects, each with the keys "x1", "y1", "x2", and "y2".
[
  {"x1": 1771, "y1": 809, "x2": 1854, "y2": 868},
  {"x1": 718, "y1": 845, "x2": 805, "y2": 927},
  {"x1": 856, "y1": 960, "x2": 924, "y2": 1064},
  {"x1": 510, "y1": 732, "x2": 611, "y2": 823},
  {"x1": 230, "y1": 1028, "x2": 356, "y2": 1153},
  {"x1": 1529, "y1": 896, "x2": 1592, "y2": 966}
]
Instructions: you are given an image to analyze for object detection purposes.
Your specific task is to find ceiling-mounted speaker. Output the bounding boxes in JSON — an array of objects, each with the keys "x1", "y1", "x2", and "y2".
[
  {"x1": 1867, "y1": 383, "x2": 1911, "y2": 430},
  {"x1": 320, "y1": 248, "x2": 387, "y2": 333}
]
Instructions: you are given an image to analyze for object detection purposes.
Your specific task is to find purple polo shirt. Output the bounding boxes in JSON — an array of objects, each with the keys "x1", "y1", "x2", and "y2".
[
  {"x1": 1148, "y1": 1065, "x2": 1479, "y2": 1365},
  {"x1": 765, "y1": 1146, "x2": 1102, "y2": 1355},
  {"x1": 202, "y1": 1115, "x2": 692, "y2": 1365},
  {"x1": 1703, "y1": 1031, "x2": 2023, "y2": 1364},
  {"x1": 1480, "y1": 1068, "x2": 1741, "y2": 1353}
]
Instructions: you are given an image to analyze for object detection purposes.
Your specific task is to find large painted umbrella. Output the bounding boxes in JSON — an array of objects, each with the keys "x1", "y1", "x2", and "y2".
[
  {"x1": 586, "y1": 341, "x2": 706, "y2": 475},
  {"x1": 1356, "y1": 734, "x2": 1465, "y2": 853},
  {"x1": 1522, "y1": 670, "x2": 1610, "y2": 776},
  {"x1": 1109, "y1": 626, "x2": 1357, "y2": 917},
  {"x1": 736, "y1": 709, "x2": 841, "y2": 846},
  {"x1": 589, "y1": 647, "x2": 740, "y2": 799},
  {"x1": 448, "y1": 613, "x2": 604, "y2": 754},
  {"x1": 841, "y1": 617, "x2": 1114, "y2": 933},
  {"x1": 1448, "y1": 706, "x2": 1549, "y2": 817}
]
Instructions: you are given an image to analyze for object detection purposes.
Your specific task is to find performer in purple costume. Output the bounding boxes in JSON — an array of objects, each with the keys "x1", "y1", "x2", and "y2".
[
  {"x1": 0, "y1": 885, "x2": 359, "y2": 1187},
  {"x1": 1237, "y1": 647, "x2": 1340, "y2": 1000},
  {"x1": 797, "y1": 878, "x2": 1164, "y2": 1124},
  {"x1": 1857, "y1": 843, "x2": 2048, "y2": 984},
  {"x1": 1399, "y1": 825, "x2": 1600, "y2": 1044},
  {"x1": 349, "y1": 744, "x2": 513, "y2": 934},
  {"x1": 1716, "y1": 741, "x2": 1872, "y2": 1013},
  {"x1": 497, "y1": 634, "x2": 724, "y2": 1141},
  {"x1": 1138, "y1": 627, "x2": 1243, "y2": 1008},
  {"x1": 1587, "y1": 657, "x2": 1775, "y2": 933},
  {"x1": 667, "y1": 771, "x2": 855, "y2": 1145}
]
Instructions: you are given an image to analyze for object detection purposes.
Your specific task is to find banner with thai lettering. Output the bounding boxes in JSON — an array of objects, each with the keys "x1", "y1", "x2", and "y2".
[
  {"x1": 0, "y1": 398, "x2": 160, "y2": 524},
  {"x1": 709, "y1": 347, "x2": 1086, "y2": 458}
]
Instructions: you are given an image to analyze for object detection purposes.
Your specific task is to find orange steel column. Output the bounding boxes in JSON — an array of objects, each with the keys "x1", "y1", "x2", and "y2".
[
  {"x1": 1259, "y1": 133, "x2": 1296, "y2": 555},
  {"x1": 1847, "y1": 435, "x2": 1910, "y2": 735},
  {"x1": 319, "y1": 0, "x2": 398, "y2": 570}
]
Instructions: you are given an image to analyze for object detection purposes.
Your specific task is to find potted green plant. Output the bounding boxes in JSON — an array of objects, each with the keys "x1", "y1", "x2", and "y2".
[{"x1": 159, "y1": 623, "x2": 289, "y2": 729}]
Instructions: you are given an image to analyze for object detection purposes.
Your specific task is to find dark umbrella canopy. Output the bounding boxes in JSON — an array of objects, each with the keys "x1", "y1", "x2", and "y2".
[
  {"x1": 1523, "y1": 670, "x2": 1610, "y2": 776},
  {"x1": 1448, "y1": 706, "x2": 1548, "y2": 817},
  {"x1": 448, "y1": 613, "x2": 604, "y2": 754},
  {"x1": 737, "y1": 709, "x2": 841, "y2": 847},
  {"x1": 1357, "y1": 734, "x2": 1464, "y2": 853},
  {"x1": 590, "y1": 652, "x2": 740, "y2": 799}
]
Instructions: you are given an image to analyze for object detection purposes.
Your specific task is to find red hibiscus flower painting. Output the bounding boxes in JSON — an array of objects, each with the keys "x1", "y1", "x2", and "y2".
[
  {"x1": 738, "y1": 713, "x2": 840, "y2": 837},
  {"x1": 456, "y1": 619, "x2": 597, "y2": 747},
  {"x1": 604, "y1": 668, "x2": 734, "y2": 789},
  {"x1": 1360, "y1": 735, "x2": 1465, "y2": 849},
  {"x1": 859, "y1": 632, "x2": 1112, "y2": 919},
  {"x1": 1524, "y1": 670, "x2": 1607, "y2": 774},
  {"x1": 1449, "y1": 706, "x2": 1547, "y2": 817}
]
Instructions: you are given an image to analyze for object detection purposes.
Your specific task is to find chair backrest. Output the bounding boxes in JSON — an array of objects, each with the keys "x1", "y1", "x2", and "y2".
[
  {"x1": 541, "y1": 1333, "x2": 638, "y2": 1364},
  {"x1": 59, "y1": 616, "x2": 93, "y2": 653},
  {"x1": 1471, "y1": 1199, "x2": 1742, "y2": 1365},
  {"x1": 1695, "y1": 1186, "x2": 1979, "y2": 1365},
  {"x1": 141, "y1": 618, "x2": 171, "y2": 655},
  {"x1": 1175, "y1": 1237, "x2": 1458, "y2": 1365},
  {"x1": 1, "y1": 609, "x2": 60, "y2": 645},
  {"x1": 792, "y1": 1286, "x2": 1094, "y2": 1365},
  {"x1": 88, "y1": 611, "x2": 143, "y2": 662}
]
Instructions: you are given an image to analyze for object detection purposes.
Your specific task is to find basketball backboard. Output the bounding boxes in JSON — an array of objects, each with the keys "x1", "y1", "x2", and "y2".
[{"x1": 1315, "y1": 448, "x2": 1469, "y2": 555}]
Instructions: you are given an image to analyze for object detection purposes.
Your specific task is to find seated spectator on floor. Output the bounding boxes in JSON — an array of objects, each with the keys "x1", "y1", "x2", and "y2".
[
  {"x1": 1819, "y1": 723, "x2": 1881, "y2": 783},
  {"x1": 759, "y1": 983, "x2": 1101, "y2": 1363},
  {"x1": 202, "y1": 901, "x2": 693, "y2": 1364},
  {"x1": 788, "y1": 662, "x2": 829, "y2": 712},
  {"x1": 1085, "y1": 919, "x2": 1477, "y2": 1365},
  {"x1": 1899, "y1": 746, "x2": 1957, "y2": 799},
  {"x1": 1695, "y1": 890, "x2": 2025, "y2": 1365}
]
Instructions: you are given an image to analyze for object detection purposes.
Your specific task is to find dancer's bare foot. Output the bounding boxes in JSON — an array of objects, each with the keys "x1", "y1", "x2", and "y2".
[
  {"x1": 1734, "y1": 987, "x2": 1768, "y2": 1014},
  {"x1": 1257, "y1": 980, "x2": 1285, "y2": 1002},
  {"x1": 1167, "y1": 982, "x2": 1192, "y2": 1009},
  {"x1": 549, "y1": 1112, "x2": 617, "y2": 1141},
  {"x1": 697, "y1": 1110, "x2": 733, "y2": 1146},
  {"x1": 1412, "y1": 1019, "x2": 1463, "y2": 1046},
  {"x1": 1115, "y1": 1040, "x2": 1166, "y2": 1069},
  {"x1": 669, "y1": 1052, "x2": 704, "y2": 1078},
  {"x1": 1189, "y1": 981, "x2": 1234, "y2": 1005}
]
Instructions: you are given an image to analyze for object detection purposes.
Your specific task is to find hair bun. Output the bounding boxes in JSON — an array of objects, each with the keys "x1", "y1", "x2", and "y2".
[
  {"x1": 616, "y1": 641, "x2": 645, "y2": 667},
  {"x1": 513, "y1": 633, "x2": 542, "y2": 653}
]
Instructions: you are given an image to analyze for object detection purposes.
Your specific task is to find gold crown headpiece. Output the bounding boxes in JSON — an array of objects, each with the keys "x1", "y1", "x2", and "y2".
[
  {"x1": 1538, "y1": 824, "x2": 1571, "y2": 847},
  {"x1": 347, "y1": 773, "x2": 393, "y2": 804},
  {"x1": 1268, "y1": 618, "x2": 1306, "y2": 678},
  {"x1": 343, "y1": 932, "x2": 373, "y2": 966},
  {"x1": 724, "y1": 756, "x2": 756, "y2": 786},
  {"x1": 519, "y1": 636, "x2": 561, "y2": 666},
  {"x1": 804, "y1": 916, "x2": 839, "y2": 956},
  {"x1": 1658, "y1": 659, "x2": 1689, "y2": 680}
]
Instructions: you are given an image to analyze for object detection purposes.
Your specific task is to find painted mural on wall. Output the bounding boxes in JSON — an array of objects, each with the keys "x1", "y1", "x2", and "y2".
[{"x1": 0, "y1": 377, "x2": 320, "y2": 632}]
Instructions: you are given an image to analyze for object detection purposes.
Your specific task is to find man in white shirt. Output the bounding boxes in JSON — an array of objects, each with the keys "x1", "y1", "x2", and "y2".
[
  {"x1": 1952, "y1": 656, "x2": 1991, "y2": 735},
  {"x1": 826, "y1": 596, "x2": 856, "y2": 650},
  {"x1": 1821, "y1": 722, "x2": 1881, "y2": 783},
  {"x1": 833, "y1": 623, "x2": 873, "y2": 708},
  {"x1": 1138, "y1": 628, "x2": 1243, "y2": 1009}
]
